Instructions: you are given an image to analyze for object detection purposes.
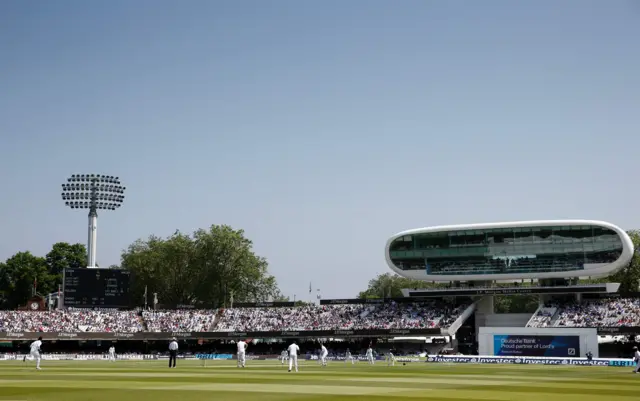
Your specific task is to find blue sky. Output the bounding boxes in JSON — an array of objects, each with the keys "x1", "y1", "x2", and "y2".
[{"x1": 1, "y1": 0, "x2": 639, "y2": 300}]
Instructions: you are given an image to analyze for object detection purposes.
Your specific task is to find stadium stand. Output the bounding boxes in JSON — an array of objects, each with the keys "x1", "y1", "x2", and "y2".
[
  {"x1": 142, "y1": 310, "x2": 217, "y2": 332},
  {"x1": 552, "y1": 298, "x2": 640, "y2": 328},
  {"x1": 0, "y1": 309, "x2": 144, "y2": 333},
  {"x1": 526, "y1": 306, "x2": 558, "y2": 328},
  {"x1": 525, "y1": 298, "x2": 640, "y2": 328},
  {"x1": 0, "y1": 301, "x2": 470, "y2": 332},
  {"x1": 214, "y1": 300, "x2": 469, "y2": 331}
]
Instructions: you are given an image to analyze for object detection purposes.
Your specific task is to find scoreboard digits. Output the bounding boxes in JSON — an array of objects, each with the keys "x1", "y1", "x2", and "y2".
[{"x1": 63, "y1": 268, "x2": 131, "y2": 308}]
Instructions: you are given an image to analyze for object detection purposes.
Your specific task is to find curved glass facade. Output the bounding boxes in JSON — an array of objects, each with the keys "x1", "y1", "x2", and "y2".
[{"x1": 389, "y1": 225, "x2": 623, "y2": 275}]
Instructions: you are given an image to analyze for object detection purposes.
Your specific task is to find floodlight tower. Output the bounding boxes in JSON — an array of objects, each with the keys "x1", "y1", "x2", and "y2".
[{"x1": 61, "y1": 174, "x2": 126, "y2": 268}]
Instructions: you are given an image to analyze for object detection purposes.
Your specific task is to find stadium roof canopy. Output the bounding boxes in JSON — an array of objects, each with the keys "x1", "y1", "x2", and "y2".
[{"x1": 385, "y1": 220, "x2": 634, "y2": 282}]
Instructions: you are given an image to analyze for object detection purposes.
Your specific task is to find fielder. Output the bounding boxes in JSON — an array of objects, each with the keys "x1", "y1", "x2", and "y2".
[
  {"x1": 30, "y1": 336, "x2": 43, "y2": 370},
  {"x1": 345, "y1": 348, "x2": 355, "y2": 365},
  {"x1": 633, "y1": 346, "x2": 640, "y2": 373},
  {"x1": 386, "y1": 350, "x2": 396, "y2": 366},
  {"x1": 287, "y1": 341, "x2": 300, "y2": 372},
  {"x1": 319, "y1": 344, "x2": 328, "y2": 367},
  {"x1": 280, "y1": 349, "x2": 288, "y2": 365},
  {"x1": 108, "y1": 346, "x2": 116, "y2": 362},
  {"x1": 366, "y1": 346, "x2": 375, "y2": 364},
  {"x1": 236, "y1": 339, "x2": 247, "y2": 368}
]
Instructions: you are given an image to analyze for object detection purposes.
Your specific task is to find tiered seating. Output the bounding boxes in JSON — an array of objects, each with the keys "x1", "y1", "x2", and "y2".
[
  {"x1": 214, "y1": 301, "x2": 470, "y2": 332},
  {"x1": 0, "y1": 300, "x2": 472, "y2": 332},
  {"x1": 0, "y1": 309, "x2": 144, "y2": 333},
  {"x1": 526, "y1": 306, "x2": 557, "y2": 328},
  {"x1": 553, "y1": 298, "x2": 640, "y2": 327},
  {"x1": 142, "y1": 310, "x2": 217, "y2": 332}
]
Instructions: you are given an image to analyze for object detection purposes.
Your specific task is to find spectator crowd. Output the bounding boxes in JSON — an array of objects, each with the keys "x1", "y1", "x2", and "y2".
[
  {"x1": 0, "y1": 309, "x2": 144, "y2": 333},
  {"x1": 214, "y1": 301, "x2": 469, "y2": 331},
  {"x1": 526, "y1": 298, "x2": 640, "y2": 328},
  {"x1": 142, "y1": 309, "x2": 216, "y2": 332},
  {"x1": 3, "y1": 297, "x2": 639, "y2": 333},
  {"x1": 554, "y1": 298, "x2": 640, "y2": 327},
  {"x1": 0, "y1": 301, "x2": 471, "y2": 333}
]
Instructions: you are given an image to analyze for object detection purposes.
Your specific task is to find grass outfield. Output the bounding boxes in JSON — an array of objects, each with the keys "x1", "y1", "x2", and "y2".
[{"x1": 0, "y1": 359, "x2": 638, "y2": 400}]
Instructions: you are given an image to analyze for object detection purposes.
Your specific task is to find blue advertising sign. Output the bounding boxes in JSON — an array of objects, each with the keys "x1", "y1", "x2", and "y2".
[
  {"x1": 195, "y1": 354, "x2": 233, "y2": 360},
  {"x1": 494, "y1": 335, "x2": 580, "y2": 357}
]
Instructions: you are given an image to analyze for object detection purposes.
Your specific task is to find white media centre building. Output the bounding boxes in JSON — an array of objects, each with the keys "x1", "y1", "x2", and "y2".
[{"x1": 384, "y1": 220, "x2": 635, "y2": 358}]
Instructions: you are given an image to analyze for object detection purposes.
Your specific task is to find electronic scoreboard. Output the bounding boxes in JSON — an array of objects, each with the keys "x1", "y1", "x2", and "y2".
[{"x1": 62, "y1": 268, "x2": 131, "y2": 308}]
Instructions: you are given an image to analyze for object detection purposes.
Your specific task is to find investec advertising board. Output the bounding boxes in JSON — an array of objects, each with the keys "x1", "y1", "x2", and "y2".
[
  {"x1": 427, "y1": 355, "x2": 636, "y2": 367},
  {"x1": 493, "y1": 335, "x2": 580, "y2": 357}
]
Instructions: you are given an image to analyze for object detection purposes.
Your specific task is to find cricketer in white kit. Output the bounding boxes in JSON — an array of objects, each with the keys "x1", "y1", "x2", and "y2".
[
  {"x1": 633, "y1": 346, "x2": 640, "y2": 373},
  {"x1": 30, "y1": 336, "x2": 43, "y2": 370},
  {"x1": 386, "y1": 350, "x2": 396, "y2": 366},
  {"x1": 280, "y1": 349, "x2": 288, "y2": 365},
  {"x1": 287, "y1": 341, "x2": 300, "y2": 372},
  {"x1": 366, "y1": 346, "x2": 375, "y2": 364},
  {"x1": 345, "y1": 349, "x2": 355, "y2": 365},
  {"x1": 319, "y1": 344, "x2": 328, "y2": 367},
  {"x1": 236, "y1": 340, "x2": 247, "y2": 368},
  {"x1": 108, "y1": 346, "x2": 116, "y2": 362}
]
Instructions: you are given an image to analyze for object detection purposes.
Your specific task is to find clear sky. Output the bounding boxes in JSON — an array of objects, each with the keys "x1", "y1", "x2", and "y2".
[{"x1": 1, "y1": 0, "x2": 639, "y2": 300}]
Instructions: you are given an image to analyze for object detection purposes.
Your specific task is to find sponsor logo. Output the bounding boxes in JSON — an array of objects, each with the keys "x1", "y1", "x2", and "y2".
[
  {"x1": 227, "y1": 332, "x2": 247, "y2": 337},
  {"x1": 328, "y1": 300, "x2": 348, "y2": 304},
  {"x1": 6, "y1": 332, "x2": 24, "y2": 338},
  {"x1": 58, "y1": 333, "x2": 78, "y2": 338},
  {"x1": 427, "y1": 356, "x2": 616, "y2": 367},
  {"x1": 255, "y1": 302, "x2": 273, "y2": 307},
  {"x1": 569, "y1": 360, "x2": 608, "y2": 366},
  {"x1": 389, "y1": 330, "x2": 411, "y2": 335},
  {"x1": 395, "y1": 357, "x2": 421, "y2": 362},
  {"x1": 171, "y1": 332, "x2": 192, "y2": 337},
  {"x1": 113, "y1": 333, "x2": 134, "y2": 338},
  {"x1": 196, "y1": 354, "x2": 233, "y2": 360},
  {"x1": 608, "y1": 360, "x2": 636, "y2": 367},
  {"x1": 334, "y1": 330, "x2": 354, "y2": 336},
  {"x1": 280, "y1": 331, "x2": 300, "y2": 336}
]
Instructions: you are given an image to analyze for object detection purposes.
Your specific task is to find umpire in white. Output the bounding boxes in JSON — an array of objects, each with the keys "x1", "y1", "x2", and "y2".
[{"x1": 169, "y1": 337, "x2": 178, "y2": 368}]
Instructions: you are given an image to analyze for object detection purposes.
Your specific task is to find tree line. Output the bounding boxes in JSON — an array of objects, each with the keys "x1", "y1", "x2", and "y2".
[
  {"x1": 357, "y1": 230, "x2": 640, "y2": 313},
  {"x1": 0, "y1": 242, "x2": 86, "y2": 309},
  {"x1": 119, "y1": 225, "x2": 283, "y2": 308},
  {"x1": 0, "y1": 224, "x2": 283, "y2": 309}
]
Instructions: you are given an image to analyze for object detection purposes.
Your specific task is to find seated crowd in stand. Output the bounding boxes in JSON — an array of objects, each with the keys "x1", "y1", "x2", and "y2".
[
  {"x1": 0, "y1": 301, "x2": 471, "y2": 333},
  {"x1": 214, "y1": 301, "x2": 469, "y2": 332},
  {"x1": 0, "y1": 309, "x2": 144, "y2": 333},
  {"x1": 527, "y1": 298, "x2": 640, "y2": 328},
  {"x1": 142, "y1": 309, "x2": 217, "y2": 332}
]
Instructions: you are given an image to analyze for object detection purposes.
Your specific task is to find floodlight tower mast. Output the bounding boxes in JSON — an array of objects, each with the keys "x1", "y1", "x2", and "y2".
[{"x1": 61, "y1": 174, "x2": 126, "y2": 268}]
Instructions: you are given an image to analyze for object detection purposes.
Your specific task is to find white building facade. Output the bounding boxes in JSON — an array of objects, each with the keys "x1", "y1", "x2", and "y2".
[{"x1": 385, "y1": 220, "x2": 634, "y2": 282}]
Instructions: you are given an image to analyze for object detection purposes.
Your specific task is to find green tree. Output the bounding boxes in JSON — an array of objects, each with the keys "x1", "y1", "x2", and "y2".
[
  {"x1": 0, "y1": 252, "x2": 53, "y2": 308},
  {"x1": 0, "y1": 263, "x2": 9, "y2": 308},
  {"x1": 121, "y1": 225, "x2": 280, "y2": 308},
  {"x1": 607, "y1": 230, "x2": 640, "y2": 294},
  {"x1": 272, "y1": 294, "x2": 290, "y2": 302},
  {"x1": 357, "y1": 273, "x2": 445, "y2": 299},
  {"x1": 45, "y1": 242, "x2": 87, "y2": 285},
  {"x1": 493, "y1": 295, "x2": 539, "y2": 313}
]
